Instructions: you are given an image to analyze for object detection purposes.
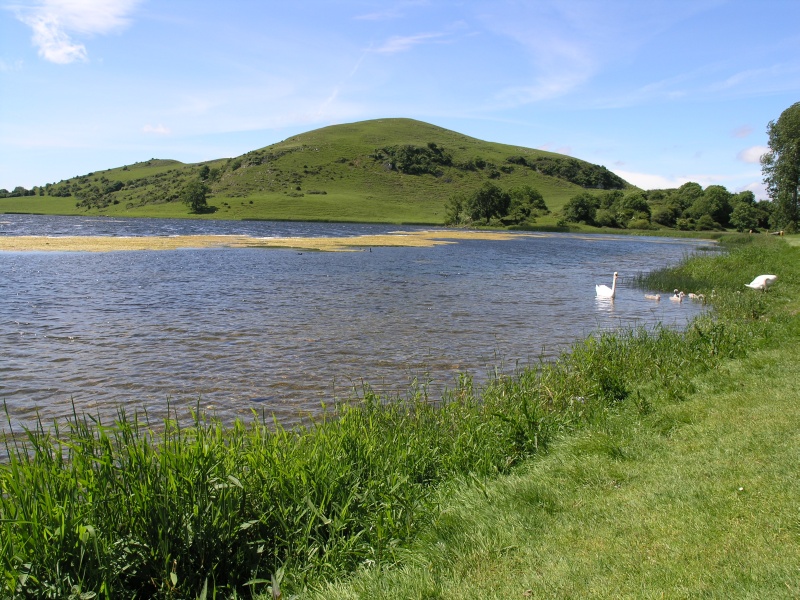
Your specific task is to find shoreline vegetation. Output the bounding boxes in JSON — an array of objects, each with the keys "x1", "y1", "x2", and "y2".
[{"x1": 2, "y1": 234, "x2": 799, "y2": 598}]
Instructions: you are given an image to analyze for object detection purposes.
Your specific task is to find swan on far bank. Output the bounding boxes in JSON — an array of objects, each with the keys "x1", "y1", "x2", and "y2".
[
  {"x1": 745, "y1": 274, "x2": 777, "y2": 291},
  {"x1": 596, "y1": 272, "x2": 618, "y2": 298}
]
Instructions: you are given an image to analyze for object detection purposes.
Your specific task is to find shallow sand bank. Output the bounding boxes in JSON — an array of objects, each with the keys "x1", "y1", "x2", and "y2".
[{"x1": 0, "y1": 230, "x2": 531, "y2": 253}]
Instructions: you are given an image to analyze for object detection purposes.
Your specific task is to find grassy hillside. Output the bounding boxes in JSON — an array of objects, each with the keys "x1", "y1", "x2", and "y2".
[{"x1": 0, "y1": 119, "x2": 631, "y2": 224}]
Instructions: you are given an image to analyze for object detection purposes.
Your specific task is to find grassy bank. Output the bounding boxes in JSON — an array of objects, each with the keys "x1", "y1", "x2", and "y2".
[
  {"x1": 1, "y1": 236, "x2": 797, "y2": 598},
  {"x1": 314, "y1": 339, "x2": 800, "y2": 599}
]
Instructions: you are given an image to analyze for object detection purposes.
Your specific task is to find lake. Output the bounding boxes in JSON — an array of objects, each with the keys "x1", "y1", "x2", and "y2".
[{"x1": 0, "y1": 215, "x2": 712, "y2": 432}]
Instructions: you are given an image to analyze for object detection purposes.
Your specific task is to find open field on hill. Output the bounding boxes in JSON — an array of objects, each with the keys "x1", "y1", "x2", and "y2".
[{"x1": 0, "y1": 119, "x2": 627, "y2": 225}]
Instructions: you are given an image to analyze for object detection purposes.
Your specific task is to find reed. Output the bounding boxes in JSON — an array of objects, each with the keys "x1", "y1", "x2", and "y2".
[{"x1": 1, "y1": 235, "x2": 790, "y2": 599}]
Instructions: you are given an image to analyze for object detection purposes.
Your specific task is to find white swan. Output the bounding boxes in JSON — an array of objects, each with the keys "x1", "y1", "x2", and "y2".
[
  {"x1": 670, "y1": 290, "x2": 685, "y2": 302},
  {"x1": 745, "y1": 274, "x2": 777, "y2": 291},
  {"x1": 596, "y1": 272, "x2": 618, "y2": 298}
]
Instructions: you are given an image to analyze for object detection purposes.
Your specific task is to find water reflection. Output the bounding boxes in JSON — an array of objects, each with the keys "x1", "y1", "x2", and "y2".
[
  {"x1": 594, "y1": 297, "x2": 615, "y2": 313},
  {"x1": 0, "y1": 215, "x2": 713, "y2": 431}
]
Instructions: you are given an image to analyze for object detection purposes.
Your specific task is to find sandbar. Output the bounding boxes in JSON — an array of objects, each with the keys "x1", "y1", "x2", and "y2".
[{"x1": 0, "y1": 230, "x2": 533, "y2": 253}]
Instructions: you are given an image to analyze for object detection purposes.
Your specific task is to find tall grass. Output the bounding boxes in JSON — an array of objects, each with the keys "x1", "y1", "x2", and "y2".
[{"x1": 1, "y1": 235, "x2": 790, "y2": 599}]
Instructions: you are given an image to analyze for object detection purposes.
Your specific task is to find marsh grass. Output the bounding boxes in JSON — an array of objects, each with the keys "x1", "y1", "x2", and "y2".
[{"x1": 1, "y1": 235, "x2": 794, "y2": 598}]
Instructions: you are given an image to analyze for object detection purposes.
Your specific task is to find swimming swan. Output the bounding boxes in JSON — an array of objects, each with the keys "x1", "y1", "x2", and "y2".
[
  {"x1": 596, "y1": 272, "x2": 618, "y2": 298},
  {"x1": 670, "y1": 290, "x2": 686, "y2": 302}
]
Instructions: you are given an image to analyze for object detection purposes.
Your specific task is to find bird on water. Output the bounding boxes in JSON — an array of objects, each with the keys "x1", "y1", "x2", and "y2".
[
  {"x1": 596, "y1": 272, "x2": 618, "y2": 299},
  {"x1": 670, "y1": 289, "x2": 686, "y2": 302}
]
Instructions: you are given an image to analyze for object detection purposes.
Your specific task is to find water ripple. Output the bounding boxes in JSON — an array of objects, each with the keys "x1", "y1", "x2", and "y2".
[{"x1": 0, "y1": 215, "x2": 712, "y2": 431}]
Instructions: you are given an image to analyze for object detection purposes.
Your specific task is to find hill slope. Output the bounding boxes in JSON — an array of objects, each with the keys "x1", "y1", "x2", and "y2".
[{"x1": 2, "y1": 118, "x2": 633, "y2": 223}]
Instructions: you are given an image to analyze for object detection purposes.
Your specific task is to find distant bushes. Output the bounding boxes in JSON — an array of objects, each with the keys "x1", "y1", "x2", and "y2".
[
  {"x1": 374, "y1": 142, "x2": 453, "y2": 176},
  {"x1": 507, "y1": 155, "x2": 626, "y2": 190},
  {"x1": 0, "y1": 186, "x2": 37, "y2": 198},
  {"x1": 559, "y1": 183, "x2": 777, "y2": 232}
]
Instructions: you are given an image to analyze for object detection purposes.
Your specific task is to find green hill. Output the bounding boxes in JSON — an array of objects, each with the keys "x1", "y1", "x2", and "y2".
[{"x1": 1, "y1": 118, "x2": 632, "y2": 223}]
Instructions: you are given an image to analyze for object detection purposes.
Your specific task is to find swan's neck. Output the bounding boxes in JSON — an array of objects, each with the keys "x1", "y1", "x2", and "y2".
[{"x1": 611, "y1": 275, "x2": 617, "y2": 294}]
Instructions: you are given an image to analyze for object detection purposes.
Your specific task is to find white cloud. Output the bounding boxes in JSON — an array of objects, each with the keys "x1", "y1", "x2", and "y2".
[
  {"x1": 737, "y1": 145, "x2": 769, "y2": 164},
  {"x1": 613, "y1": 167, "x2": 768, "y2": 196},
  {"x1": 613, "y1": 168, "x2": 728, "y2": 190},
  {"x1": 14, "y1": 0, "x2": 142, "y2": 64},
  {"x1": 143, "y1": 124, "x2": 170, "y2": 135},
  {"x1": 613, "y1": 169, "x2": 692, "y2": 190},
  {"x1": 740, "y1": 180, "x2": 767, "y2": 199}
]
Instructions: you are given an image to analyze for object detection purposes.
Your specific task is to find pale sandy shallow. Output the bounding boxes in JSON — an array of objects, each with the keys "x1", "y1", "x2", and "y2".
[{"x1": 0, "y1": 230, "x2": 534, "y2": 252}]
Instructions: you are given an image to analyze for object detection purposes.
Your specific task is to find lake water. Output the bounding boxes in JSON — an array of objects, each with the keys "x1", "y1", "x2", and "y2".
[{"x1": 0, "y1": 215, "x2": 713, "y2": 432}]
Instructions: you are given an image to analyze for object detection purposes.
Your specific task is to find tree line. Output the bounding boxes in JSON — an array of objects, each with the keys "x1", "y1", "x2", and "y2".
[{"x1": 560, "y1": 183, "x2": 773, "y2": 232}]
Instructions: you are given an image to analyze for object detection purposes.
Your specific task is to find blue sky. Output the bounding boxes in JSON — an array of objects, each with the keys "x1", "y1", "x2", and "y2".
[{"x1": 1, "y1": 0, "x2": 798, "y2": 198}]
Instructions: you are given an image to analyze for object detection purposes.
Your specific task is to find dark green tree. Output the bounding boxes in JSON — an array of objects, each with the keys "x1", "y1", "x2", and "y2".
[
  {"x1": 695, "y1": 214, "x2": 719, "y2": 231},
  {"x1": 444, "y1": 192, "x2": 468, "y2": 225},
  {"x1": 686, "y1": 185, "x2": 732, "y2": 227},
  {"x1": 651, "y1": 205, "x2": 680, "y2": 227},
  {"x1": 675, "y1": 182, "x2": 704, "y2": 211},
  {"x1": 466, "y1": 182, "x2": 510, "y2": 222},
  {"x1": 730, "y1": 200, "x2": 760, "y2": 232},
  {"x1": 620, "y1": 192, "x2": 651, "y2": 217},
  {"x1": 181, "y1": 179, "x2": 210, "y2": 213},
  {"x1": 562, "y1": 192, "x2": 597, "y2": 224},
  {"x1": 505, "y1": 185, "x2": 548, "y2": 224},
  {"x1": 594, "y1": 208, "x2": 618, "y2": 228},
  {"x1": 762, "y1": 101, "x2": 800, "y2": 231}
]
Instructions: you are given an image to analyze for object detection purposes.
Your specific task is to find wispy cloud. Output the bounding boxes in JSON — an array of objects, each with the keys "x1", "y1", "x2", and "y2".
[
  {"x1": 355, "y1": 0, "x2": 429, "y2": 22},
  {"x1": 0, "y1": 58, "x2": 24, "y2": 71},
  {"x1": 737, "y1": 145, "x2": 769, "y2": 164},
  {"x1": 143, "y1": 123, "x2": 170, "y2": 135},
  {"x1": 733, "y1": 125, "x2": 753, "y2": 138},
  {"x1": 707, "y1": 64, "x2": 786, "y2": 92},
  {"x1": 538, "y1": 142, "x2": 573, "y2": 156},
  {"x1": 373, "y1": 32, "x2": 447, "y2": 54},
  {"x1": 13, "y1": 0, "x2": 142, "y2": 64}
]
